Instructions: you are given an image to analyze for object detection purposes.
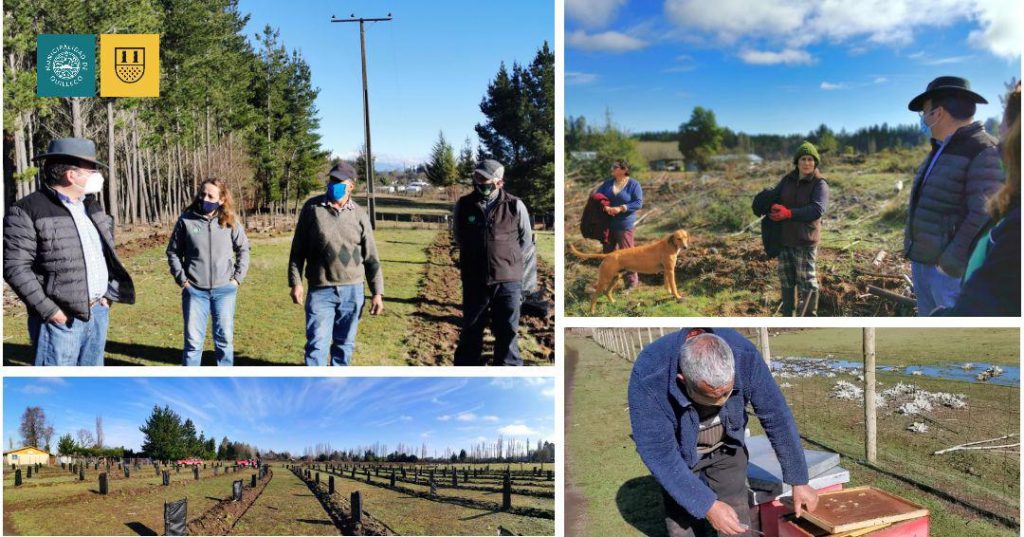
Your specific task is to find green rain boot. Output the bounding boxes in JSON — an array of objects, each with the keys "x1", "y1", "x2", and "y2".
[
  {"x1": 780, "y1": 286, "x2": 796, "y2": 317},
  {"x1": 798, "y1": 288, "x2": 820, "y2": 317}
]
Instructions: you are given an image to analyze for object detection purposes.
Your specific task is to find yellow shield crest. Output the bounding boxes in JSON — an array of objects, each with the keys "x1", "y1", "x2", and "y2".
[{"x1": 114, "y1": 47, "x2": 145, "y2": 84}]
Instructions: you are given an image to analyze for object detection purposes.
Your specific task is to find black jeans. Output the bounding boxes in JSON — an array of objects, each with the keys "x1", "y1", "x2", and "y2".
[
  {"x1": 662, "y1": 445, "x2": 753, "y2": 537},
  {"x1": 453, "y1": 281, "x2": 522, "y2": 366}
]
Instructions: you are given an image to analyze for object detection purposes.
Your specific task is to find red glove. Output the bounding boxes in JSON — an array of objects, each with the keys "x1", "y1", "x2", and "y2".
[{"x1": 769, "y1": 204, "x2": 792, "y2": 221}]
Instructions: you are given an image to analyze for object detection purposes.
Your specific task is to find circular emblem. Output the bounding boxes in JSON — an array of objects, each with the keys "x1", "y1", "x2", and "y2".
[{"x1": 45, "y1": 45, "x2": 88, "y2": 88}]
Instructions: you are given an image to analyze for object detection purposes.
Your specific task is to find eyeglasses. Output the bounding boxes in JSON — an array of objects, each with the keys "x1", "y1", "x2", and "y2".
[{"x1": 918, "y1": 108, "x2": 938, "y2": 119}]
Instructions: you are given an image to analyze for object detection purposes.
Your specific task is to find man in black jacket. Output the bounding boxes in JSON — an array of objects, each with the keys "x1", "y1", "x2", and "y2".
[
  {"x1": 452, "y1": 160, "x2": 536, "y2": 366},
  {"x1": 3, "y1": 138, "x2": 135, "y2": 365},
  {"x1": 905, "y1": 76, "x2": 1003, "y2": 315}
]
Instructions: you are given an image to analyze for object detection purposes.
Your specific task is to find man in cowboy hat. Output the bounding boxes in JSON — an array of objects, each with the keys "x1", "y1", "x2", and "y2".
[
  {"x1": 3, "y1": 138, "x2": 135, "y2": 365},
  {"x1": 905, "y1": 76, "x2": 1004, "y2": 315},
  {"x1": 452, "y1": 159, "x2": 537, "y2": 366},
  {"x1": 288, "y1": 161, "x2": 384, "y2": 366}
]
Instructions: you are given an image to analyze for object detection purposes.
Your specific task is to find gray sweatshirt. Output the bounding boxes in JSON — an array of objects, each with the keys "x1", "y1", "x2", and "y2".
[
  {"x1": 288, "y1": 196, "x2": 384, "y2": 295},
  {"x1": 166, "y1": 209, "x2": 251, "y2": 289}
]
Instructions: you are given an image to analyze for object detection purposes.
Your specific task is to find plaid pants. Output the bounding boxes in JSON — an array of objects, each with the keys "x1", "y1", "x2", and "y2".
[{"x1": 778, "y1": 246, "x2": 819, "y2": 290}]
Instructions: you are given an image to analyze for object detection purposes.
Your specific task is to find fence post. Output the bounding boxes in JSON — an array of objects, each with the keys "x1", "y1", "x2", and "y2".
[
  {"x1": 864, "y1": 328, "x2": 877, "y2": 464},
  {"x1": 758, "y1": 328, "x2": 771, "y2": 367}
]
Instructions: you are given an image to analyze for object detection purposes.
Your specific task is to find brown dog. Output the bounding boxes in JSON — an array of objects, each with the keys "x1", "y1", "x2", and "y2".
[{"x1": 570, "y1": 229, "x2": 690, "y2": 313}]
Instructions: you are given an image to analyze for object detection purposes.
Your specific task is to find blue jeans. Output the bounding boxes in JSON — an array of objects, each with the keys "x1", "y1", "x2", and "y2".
[
  {"x1": 304, "y1": 284, "x2": 365, "y2": 366},
  {"x1": 182, "y1": 283, "x2": 238, "y2": 366},
  {"x1": 29, "y1": 301, "x2": 110, "y2": 366},
  {"x1": 911, "y1": 261, "x2": 961, "y2": 316},
  {"x1": 454, "y1": 281, "x2": 523, "y2": 366}
]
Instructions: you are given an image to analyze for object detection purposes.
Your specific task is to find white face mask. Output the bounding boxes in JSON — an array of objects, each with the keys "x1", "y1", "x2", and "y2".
[{"x1": 73, "y1": 170, "x2": 104, "y2": 195}]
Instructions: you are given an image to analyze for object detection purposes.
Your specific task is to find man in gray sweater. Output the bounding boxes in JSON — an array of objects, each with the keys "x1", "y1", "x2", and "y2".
[{"x1": 288, "y1": 162, "x2": 384, "y2": 365}]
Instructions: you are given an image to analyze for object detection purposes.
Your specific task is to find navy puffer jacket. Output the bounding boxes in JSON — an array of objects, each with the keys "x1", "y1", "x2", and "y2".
[{"x1": 905, "y1": 122, "x2": 1003, "y2": 277}]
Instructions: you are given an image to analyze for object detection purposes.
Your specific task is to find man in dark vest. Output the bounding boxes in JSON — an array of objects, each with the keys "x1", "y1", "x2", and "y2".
[
  {"x1": 452, "y1": 160, "x2": 537, "y2": 366},
  {"x1": 3, "y1": 138, "x2": 135, "y2": 365}
]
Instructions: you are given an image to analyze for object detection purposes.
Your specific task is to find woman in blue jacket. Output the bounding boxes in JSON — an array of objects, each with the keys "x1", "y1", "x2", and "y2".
[
  {"x1": 594, "y1": 159, "x2": 644, "y2": 288},
  {"x1": 166, "y1": 178, "x2": 250, "y2": 365}
]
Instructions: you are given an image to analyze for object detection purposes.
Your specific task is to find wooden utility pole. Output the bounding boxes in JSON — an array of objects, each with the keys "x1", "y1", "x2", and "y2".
[
  {"x1": 331, "y1": 13, "x2": 393, "y2": 229},
  {"x1": 758, "y1": 328, "x2": 771, "y2": 367},
  {"x1": 863, "y1": 328, "x2": 877, "y2": 463}
]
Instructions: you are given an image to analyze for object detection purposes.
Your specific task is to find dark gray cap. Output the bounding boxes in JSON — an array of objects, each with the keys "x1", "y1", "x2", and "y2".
[
  {"x1": 473, "y1": 159, "x2": 504, "y2": 181},
  {"x1": 33, "y1": 138, "x2": 107, "y2": 168},
  {"x1": 328, "y1": 162, "x2": 357, "y2": 181}
]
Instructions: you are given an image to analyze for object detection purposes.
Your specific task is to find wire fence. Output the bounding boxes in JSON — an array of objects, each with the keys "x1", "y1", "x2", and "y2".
[{"x1": 572, "y1": 327, "x2": 1020, "y2": 528}]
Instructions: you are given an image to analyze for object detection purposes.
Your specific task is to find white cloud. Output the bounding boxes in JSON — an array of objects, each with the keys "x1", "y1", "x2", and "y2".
[
  {"x1": 820, "y1": 81, "x2": 847, "y2": 90},
  {"x1": 542, "y1": 387, "x2": 556, "y2": 398},
  {"x1": 873, "y1": 77, "x2": 888, "y2": 84},
  {"x1": 568, "y1": 30, "x2": 648, "y2": 52},
  {"x1": 922, "y1": 55, "x2": 975, "y2": 65},
  {"x1": 437, "y1": 415, "x2": 451, "y2": 421},
  {"x1": 22, "y1": 385, "x2": 52, "y2": 395},
  {"x1": 566, "y1": 0, "x2": 627, "y2": 29},
  {"x1": 664, "y1": 0, "x2": 1019, "y2": 60},
  {"x1": 498, "y1": 424, "x2": 539, "y2": 436},
  {"x1": 967, "y1": 0, "x2": 1021, "y2": 59},
  {"x1": 482, "y1": 415, "x2": 500, "y2": 422},
  {"x1": 738, "y1": 48, "x2": 815, "y2": 65},
  {"x1": 567, "y1": 71, "x2": 599, "y2": 85},
  {"x1": 456, "y1": 412, "x2": 477, "y2": 422}
]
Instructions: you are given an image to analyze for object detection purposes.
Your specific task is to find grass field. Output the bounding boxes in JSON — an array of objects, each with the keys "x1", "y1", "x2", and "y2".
[
  {"x1": 4, "y1": 465, "x2": 253, "y2": 535},
  {"x1": 565, "y1": 333, "x2": 1019, "y2": 537},
  {"x1": 297, "y1": 462, "x2": 555, "y2": 535},
  {"x1": 564, "y1": 149, "x2": 928, "y2": 317},
  {"x1": 759, "y1": 328, "x2": 1020, "y2": 366},
  {"x1": 4, "y1": 223, "x2": 555, "y2": 365},
  {"x1": 230, "y1": 469, "x2": 337, "y2": 536}
]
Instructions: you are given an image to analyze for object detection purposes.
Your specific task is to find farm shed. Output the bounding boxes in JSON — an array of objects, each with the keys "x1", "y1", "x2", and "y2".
[
  {"x1": 4, "y1": 447, "x2": 50, "y2": 466},
  {"x1": 636, "y1": 141, "x2": 685, "y2": 171}
]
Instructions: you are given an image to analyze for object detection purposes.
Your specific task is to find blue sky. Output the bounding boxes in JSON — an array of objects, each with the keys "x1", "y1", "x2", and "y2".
[
  {"x1": 239, "y1": 0, "x2": 553, "y2": 169},
  {"x1": 3, "y1": 377, "x2": 555, "y2": 455},
  {"x1": 567, "y1": 0, "x2": 1021, "y2": 135}
]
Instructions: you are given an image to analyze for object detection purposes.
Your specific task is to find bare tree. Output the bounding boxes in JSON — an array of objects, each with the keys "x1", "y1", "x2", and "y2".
[
  {"x1": 76, "y1": 429, "x2": 95, "y2": 448},
  {"x1": 19, "y1": 407, "x2": 51, "y2": 448},
  {"x1": 95, "y1": 416, "x2": 104, "y2": 449}
]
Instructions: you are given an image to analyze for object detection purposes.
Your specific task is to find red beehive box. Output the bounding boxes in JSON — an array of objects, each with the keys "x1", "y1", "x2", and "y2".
[
  {"x1": 778, "y1": 510, "x2": 929, "y2": 537},
  {"x1": 759, "y1": 483, "x2": 845, "y2": 537}
]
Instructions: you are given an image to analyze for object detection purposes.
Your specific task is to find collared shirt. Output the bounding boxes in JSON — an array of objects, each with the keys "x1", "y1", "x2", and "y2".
[
  {"x1": 921, "y1": 133, "x2": 954, "y2": 187},
  {"x1": 56, "y1": 191, "x2": 108, "y2": 300}
]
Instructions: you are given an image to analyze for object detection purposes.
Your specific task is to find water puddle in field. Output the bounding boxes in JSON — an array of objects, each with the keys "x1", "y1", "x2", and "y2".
[{"x1": 771, "y1": 357, "x2": 1019, "y2": 387}]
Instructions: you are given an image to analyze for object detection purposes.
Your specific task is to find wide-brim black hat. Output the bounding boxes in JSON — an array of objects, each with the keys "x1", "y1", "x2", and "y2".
[
  {"x1": 908, "y1": 76, "x2": 988, "y2": 112},
  {"x1": 32, "y1": 138, "x2": 107, "y2": 168}
]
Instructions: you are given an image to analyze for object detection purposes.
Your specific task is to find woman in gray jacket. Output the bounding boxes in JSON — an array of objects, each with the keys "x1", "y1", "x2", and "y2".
[{"x1": 166, "y1": 178, "x2": 250, "y2": 365}]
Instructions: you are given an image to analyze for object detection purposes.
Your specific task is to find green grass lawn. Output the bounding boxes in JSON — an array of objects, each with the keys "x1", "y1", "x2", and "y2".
[
  {"x1": 761, "y1": 328, "x2": 1020, "y2": 366},
  {"x1": 565, "y1": 333, "x2": 1019, "y2": 537},
  {"x1": 3, "y1": 229, "x2": 437, "y2": 365}
]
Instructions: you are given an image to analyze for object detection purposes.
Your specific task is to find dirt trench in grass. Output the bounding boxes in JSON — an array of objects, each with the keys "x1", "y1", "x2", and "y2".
[{"x1": 406, "y1": 231, "x2": 555, "y2": 365}]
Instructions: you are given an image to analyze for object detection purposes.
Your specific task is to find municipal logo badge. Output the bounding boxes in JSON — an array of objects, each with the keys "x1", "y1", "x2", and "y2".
[
  {"x1": 114, "y1": 47, "x2": 145, "y2": 83},
  {"x1": 100, "y1": 34, "x2": 160, "y2": 97},
  {"x1": 37, "y1": 34, "x2": 96, "y2": 97}
]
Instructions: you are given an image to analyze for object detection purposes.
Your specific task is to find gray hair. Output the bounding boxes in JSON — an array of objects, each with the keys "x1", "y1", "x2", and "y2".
[{"x1": 678, "y1": 333, "x2": 735, "y2": 389}]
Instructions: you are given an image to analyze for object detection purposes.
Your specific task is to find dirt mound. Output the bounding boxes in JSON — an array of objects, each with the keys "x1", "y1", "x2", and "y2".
[
  {"x1": 186, "y1": 468, "x2": 272, "y2": 536},
  {"x1": 675, "y1": 236, "x2": 912, "y2": 316},
  {"x1": 406, "y1": 232, "x2": 554, "y2": 365}
]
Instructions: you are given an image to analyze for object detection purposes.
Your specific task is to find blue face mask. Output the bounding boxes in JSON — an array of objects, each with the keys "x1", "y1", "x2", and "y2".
[
  {"x1": 200, "y1": 200, "x2": 221, "y2": 214},
  {"x1": 919, "y1": 111, "x2": 936, "y2": 136},
  {"x1": 327, "y1": 182, "x2": 348, "y2": 202}
]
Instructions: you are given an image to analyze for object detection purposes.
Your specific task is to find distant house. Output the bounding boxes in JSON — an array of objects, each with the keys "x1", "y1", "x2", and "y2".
[
  {"x1": 4, "y1": 446, "x2": 50, "y2": 466},
  {"x1": 710, "y1": 153, "x2": 764, "y2": 166},
  {"x1": 636, "y1": 141, "x2": 685, "y2": 171},
  {"x1": 569, "y1": 151, "x2": 597, "y2": 162}
]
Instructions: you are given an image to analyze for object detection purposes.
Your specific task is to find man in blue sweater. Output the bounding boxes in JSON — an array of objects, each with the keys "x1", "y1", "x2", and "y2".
[{"x1": 628, "y1": 328, "x2": 818, "y2": 536}]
